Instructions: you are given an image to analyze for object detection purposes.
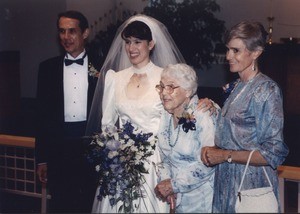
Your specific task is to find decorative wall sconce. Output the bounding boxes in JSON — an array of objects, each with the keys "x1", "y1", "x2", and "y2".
[
  {"x1": 267, "y1": 0, "x2": 274, "y2": 44},
  {"x1": 267, "y1": 16, "x2": 274, "y2": 44}
]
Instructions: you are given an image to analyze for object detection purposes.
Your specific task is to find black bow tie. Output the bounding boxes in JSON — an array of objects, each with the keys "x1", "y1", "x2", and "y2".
[{"x1": 64, "y1": 53, "x2": 87, "y2": 66}]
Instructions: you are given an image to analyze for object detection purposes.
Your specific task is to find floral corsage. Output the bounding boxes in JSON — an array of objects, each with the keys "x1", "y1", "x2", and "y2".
[
  {"x1": 88, "y1": 62, "x2": 100, "y2": 78},
  {"x1": 86, "y1": 121, "x2": 157, "y2": 213},
  {"x1": 178, "y1": 107, "x2": 196, "y2": 133},
  {"x1": 222, "y1": 79, "x2": 239, "y2": 101}
]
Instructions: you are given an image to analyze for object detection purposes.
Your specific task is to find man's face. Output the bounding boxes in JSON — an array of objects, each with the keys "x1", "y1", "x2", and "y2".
[{"x1": 58, "y1": 17, "x2": 89, "y2": 58}]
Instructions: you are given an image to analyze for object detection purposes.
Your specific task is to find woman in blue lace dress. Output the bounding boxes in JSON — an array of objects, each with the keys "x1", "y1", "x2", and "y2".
[
  {"x1": 155, "y1": 63, "x2": 216, "y2": 213},
  {"x1": 201, "y1": 21, "x2": 289, "y2": 213}
]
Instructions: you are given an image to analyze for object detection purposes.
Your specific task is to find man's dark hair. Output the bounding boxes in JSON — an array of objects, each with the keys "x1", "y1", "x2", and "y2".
[{"x1": 57, "y1": 10, "x2": 89, "y2": 32}]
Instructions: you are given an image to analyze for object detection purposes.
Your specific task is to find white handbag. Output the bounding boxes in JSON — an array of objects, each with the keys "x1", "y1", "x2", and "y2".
[{"x1": 235, "y1": 150, "x2": 279, "y2": 213}]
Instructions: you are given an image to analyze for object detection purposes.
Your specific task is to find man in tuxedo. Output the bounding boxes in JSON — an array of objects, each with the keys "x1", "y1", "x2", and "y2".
[{"x1": 35, "y1": 10, "x2": 100, "y2": 213}]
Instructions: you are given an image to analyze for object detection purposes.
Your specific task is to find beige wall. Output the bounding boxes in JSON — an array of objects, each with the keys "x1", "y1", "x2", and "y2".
[
  {"x1": 66, "y1": 0, "x2": 148, "y2": 39},
  {"x1": 0, "y1": 0, "x2": 66, "y2": 98},
  {"x1": 0, "y1": 0, "x2": 148, "y2": 98},
  {"x1": 216, "y1": 0, "x2": 300, "y2": 44},
  {"x1": 1, "y1": 0, "x2": 300, "y2": 97}
]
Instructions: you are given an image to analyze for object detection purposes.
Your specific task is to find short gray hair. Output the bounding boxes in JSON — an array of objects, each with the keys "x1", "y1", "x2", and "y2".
[
  {"x1": 225, "y1": 21, "x2": 268, "y2": 52},
  {"x1": 162, "y1": 63, "x2": 198, "y2": 96}
]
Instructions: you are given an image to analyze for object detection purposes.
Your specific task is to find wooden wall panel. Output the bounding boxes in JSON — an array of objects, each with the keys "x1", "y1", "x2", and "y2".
[
  {"x1": 286, "y1": 57, "x2": 300, "y2": 114},
  {"x1": 0, "y1": 51, "x2": 20, "y2": 131}
]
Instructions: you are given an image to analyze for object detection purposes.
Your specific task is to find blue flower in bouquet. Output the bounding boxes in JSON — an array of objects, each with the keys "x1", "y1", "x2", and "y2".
[{"x1": 86, "y1": 121, "x2": 157, "y2": 213}]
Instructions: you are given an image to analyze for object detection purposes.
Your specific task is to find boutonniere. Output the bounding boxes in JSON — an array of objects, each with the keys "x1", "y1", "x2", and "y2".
[
  {"x1": 88, "y1": 62, "x2": 100, "y2": 78},
  {"x1": 178, "y1": 107, "x2": 196, "y2": 133},
  {"x1": 222, "y1": 79, "x2": 239, "y2": 101}
]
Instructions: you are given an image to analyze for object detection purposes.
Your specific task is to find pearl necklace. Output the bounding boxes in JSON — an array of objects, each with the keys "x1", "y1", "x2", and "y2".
[{"x1": 168, "y1": 116, "x2": 180, "y2": 147}]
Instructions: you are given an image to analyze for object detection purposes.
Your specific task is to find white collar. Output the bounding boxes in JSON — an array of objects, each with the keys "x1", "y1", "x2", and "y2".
[
  {"x1": 131, "y1": 61, "x2": 154, "y2": 74},
  {"x1": 65, "y1": 50, "x2": 86, "y2": 60}
]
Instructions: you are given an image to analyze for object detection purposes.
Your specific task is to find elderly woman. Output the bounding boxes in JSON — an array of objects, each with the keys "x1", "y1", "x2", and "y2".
[
  {"x1": 201, "y1": 21, "x2": 289, "y2": 213},
  {"x1": 154, "y1": 63, "x2": 216, "y2": 213}
]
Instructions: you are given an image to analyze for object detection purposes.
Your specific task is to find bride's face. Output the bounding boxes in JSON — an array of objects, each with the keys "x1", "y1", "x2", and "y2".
[{"x1": 124, "y1": 36, "x2": 154, "y2": 68}]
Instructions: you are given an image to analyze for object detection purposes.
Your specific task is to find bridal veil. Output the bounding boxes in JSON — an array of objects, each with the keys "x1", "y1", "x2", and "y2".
[{"x1": 86, "y1": 14, "x2": 185, "y2": 135}]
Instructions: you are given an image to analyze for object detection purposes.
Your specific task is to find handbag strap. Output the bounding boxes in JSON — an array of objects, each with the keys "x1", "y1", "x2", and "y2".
[{"x1": 237, "y1": 150, "x2": 273, "y2": 192}]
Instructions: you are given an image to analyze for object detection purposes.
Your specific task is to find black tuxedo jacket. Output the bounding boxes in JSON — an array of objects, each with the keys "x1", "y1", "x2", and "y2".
[{"x1": 35, "y1": 52, "x2": 100, "y2": 164}]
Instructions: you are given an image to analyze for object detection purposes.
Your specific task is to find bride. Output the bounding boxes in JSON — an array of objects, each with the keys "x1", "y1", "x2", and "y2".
[{"x1": 86, "y1": 14, "x2": 185, "y2": 213}]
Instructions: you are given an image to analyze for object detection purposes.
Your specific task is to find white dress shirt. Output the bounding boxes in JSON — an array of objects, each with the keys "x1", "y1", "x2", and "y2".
[{"x1": 63, "y1": 51, "x2": 88, "y2": 122}]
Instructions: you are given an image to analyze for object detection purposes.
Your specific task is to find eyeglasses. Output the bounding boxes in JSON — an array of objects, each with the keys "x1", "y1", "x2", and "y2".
[{"x1": 155, "y1": 83, "x2": 180, "y2": 94}]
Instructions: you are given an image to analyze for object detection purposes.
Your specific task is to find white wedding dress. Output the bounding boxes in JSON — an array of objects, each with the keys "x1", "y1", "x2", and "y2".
[{"x1": 91, "y1": 61, "x2": 169, "y2": 213}]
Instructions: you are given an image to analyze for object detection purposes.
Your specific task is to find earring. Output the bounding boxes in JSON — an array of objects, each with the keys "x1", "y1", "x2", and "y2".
[{"x1": 252, "y1": 61, "x2": 256, "y2": 71}]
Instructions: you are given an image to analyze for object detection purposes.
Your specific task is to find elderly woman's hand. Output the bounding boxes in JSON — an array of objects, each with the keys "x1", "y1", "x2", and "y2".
[
  {"x1": 201, "y1": 146, "x2": 228, "y2": 166},
  {"x1": 197, "y1": 98, "x2": 217, "y2": 116},
  {"x1": 154, "y1": 179, "x2": 174, "y2": 202}
]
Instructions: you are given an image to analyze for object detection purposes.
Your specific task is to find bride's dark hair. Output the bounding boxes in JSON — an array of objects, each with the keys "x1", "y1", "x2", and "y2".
[{"x1": 121, "y1": 21, "x2": 153, "y2": 41}]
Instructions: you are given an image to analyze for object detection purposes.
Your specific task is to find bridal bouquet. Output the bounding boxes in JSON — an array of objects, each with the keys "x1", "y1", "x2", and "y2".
[{"x1": 86, "y1": 121, "x2": 157, "y2": 213}]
